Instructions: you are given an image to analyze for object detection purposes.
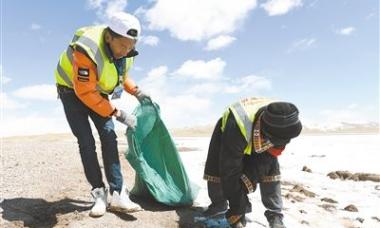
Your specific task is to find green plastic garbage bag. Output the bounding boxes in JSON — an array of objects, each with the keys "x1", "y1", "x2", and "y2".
[{"x1": 125, "y1": 102, "x2": 196, "y2": 206}]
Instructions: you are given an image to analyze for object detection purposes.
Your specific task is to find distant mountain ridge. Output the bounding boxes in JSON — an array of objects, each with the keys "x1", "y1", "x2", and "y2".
[
  {"x1": 170, "y1": 122, "x2": 379, "y2": 137},
  {"x1": 302, "y1": 122, "x2": 379, "y2": 134}
]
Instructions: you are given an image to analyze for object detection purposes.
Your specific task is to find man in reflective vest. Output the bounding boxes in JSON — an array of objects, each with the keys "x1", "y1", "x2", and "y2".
[
  {"x1": 55, "y1": 13, "x2": 149, "y2": 217},
  {"x1": 203, "y1": 97, "x2": 302, "y2": 228}
]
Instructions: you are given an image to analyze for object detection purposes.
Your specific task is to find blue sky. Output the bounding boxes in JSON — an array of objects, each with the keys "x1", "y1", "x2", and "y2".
[{"x1": 0, "y1": 0, "x2": 379, "y2": 136}]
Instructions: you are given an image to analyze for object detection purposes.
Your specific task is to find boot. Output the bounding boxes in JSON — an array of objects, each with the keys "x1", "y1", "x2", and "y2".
[
  {"x1": 89, "y1": 187, "x2": 107, "y2": 217},
  {"x1": 268, "y1": 215, "x2": 286, "y2": 228},
  {"x1": 203, "y1": 181, "x2": 228, "y2": 217},
  {"x1": 109, "y1": 186, "x2": 142, "y2": 213},
  {"x1": 202, "y1": 201, "x2": 228, "y2": 217}
]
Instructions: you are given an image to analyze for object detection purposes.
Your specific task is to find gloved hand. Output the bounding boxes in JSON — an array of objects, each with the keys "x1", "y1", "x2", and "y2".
[
  {"x1": 115, "y1": 109, "x2": 137, "y2": 130},
  {"x1": 227, "y1": 214, "x2": 247, "y2": 228},
  {"x1": 134, "y1": 88, "x2": 151, "y2": 104}
]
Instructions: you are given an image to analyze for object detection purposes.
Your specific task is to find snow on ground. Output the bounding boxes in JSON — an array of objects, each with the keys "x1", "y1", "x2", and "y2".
[{"x1": 175, "y1": 134, "x2": 380, "y2": 228}]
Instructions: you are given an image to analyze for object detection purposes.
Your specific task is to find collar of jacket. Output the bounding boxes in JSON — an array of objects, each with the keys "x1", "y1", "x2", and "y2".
[{"x1": 253, "y1": 113, "x2": 274, "y2": 153}]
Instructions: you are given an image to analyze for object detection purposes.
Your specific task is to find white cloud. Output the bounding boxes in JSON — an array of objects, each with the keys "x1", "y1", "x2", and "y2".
[
  {"x1": 160, "y1": 94, "x2": 213, "y2": 127},
  {"x1": 205, "y1": 35, "x2": 236, "y2": 51},
  {"x1": 12, "y1": 84, "x2": 57, "y2": 101},
  {"x1": 174, "y1": 58, "x2": 226, "y2": 80},
  {"x1": 336, "y1": 26, "x2": 355, "y2": 36},
  {"x1": 143, "y1": 65, "x2": 168, "y2": 83},
  {"x1": 87, "y1": 0, "x2": 107, "y2": 9},
  {"x1": 104, "y1": 0, "x2": 128, "y2": 18},
  {"x1": 139, "y1": 66, "x2": 169, "y2": 101},
  {"x1": 0, "y1": 111, "x2": 70, "y2": 137},
  {"x1": 185, "y1": 75, "x2": 271, "y2": 95},
  {"x1": 185, "y1": 83, "x2": 222, "y2": 95},
  {"x1": 136, "y1": 65, "x2": 216, "y2": 128},
  {"x1": 86, "y1": 0, "x2": 128, "y2": 20},
  {"x1": 144, "y1": 0, "x2": 257, "y2": 41},
  {"x1": 261, "y1": 0, "x2": 302, "y2": 16},
  {"x1": 348, "y1": 103, "x2": 358, "y2": 109},
  {"x1": 141, "y1": 35, "x2": 160, "y2": 46},
  {"x1": 365, "y1": 12, "x2": 376, "y2": 20},
  {"x1": 1, "y1": 76, "x2": 11, "y2": 84},
  {"x1": 308, "y1": 0, "x2": 319, "y2": 8},
  {"x1": 287, "y1": 38, "x2": 316, "y2": 53},
  {"x1": 30, "y1": 23, "x2": 42, "y2": 30},
  {"x1": 225, "y1": 75, "x2": 272, "y2": 94},
  {"x1": 0, "y1": 65, "x2": 11, "y2": 85},
  {"x1": 0, "y1": 92, "x2": 29, "y2": 110},
  {"x1": 132, "y1": 62, "x2": 271, "y2": 128}
]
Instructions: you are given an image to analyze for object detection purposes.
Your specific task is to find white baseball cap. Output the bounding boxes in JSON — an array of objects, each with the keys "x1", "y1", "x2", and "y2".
[{"x1": 108, "y1": 12, "x2": 141, "y2": 40}]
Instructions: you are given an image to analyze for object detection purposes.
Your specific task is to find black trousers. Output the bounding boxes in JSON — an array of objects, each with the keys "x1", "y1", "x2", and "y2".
[
  {"x1": 204, "y1": 117, "x2": 283, "y2": 220},
  {"x1": 58, "y1": 85, "x2": 123, "y2": 194}
]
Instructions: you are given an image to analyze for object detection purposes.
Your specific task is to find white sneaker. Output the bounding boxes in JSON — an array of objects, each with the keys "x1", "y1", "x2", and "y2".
[
  {"x1": 89, "y1": 187, "x2": 107, "y2": 217},
  {"x1": 109, "y1": 187, "x2": 142, "y2": 213}
]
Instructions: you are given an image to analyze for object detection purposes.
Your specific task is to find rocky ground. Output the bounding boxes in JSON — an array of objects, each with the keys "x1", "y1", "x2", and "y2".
[
  {"x1": 1, "y1": 134, "x2": 380, "y2": 228},
  {"x1": 0, "y1": 134, "x2": 202, "y2": 228}
]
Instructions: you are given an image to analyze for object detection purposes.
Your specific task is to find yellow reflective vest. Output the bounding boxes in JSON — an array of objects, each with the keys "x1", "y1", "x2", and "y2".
[
  {"x1": 54, "y1": 25, "x2": 134, "y2": 94},
  {"x1": 221, "y1": 97, "x2": 274, "y2": 155}
]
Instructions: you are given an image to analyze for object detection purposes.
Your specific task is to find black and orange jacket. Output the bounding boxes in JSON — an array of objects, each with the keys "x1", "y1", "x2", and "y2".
[{"x1": 71, "y1": 47, "x2": 138, "y2": 117}]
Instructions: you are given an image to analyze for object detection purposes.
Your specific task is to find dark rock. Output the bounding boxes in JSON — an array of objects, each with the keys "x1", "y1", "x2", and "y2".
[
  {"x1": 348, "y1": 173, "x2": 360, "y2": 181},
  {"x1": 375, "y1": 185, "x2": 380, "y2": 190},
  {"x1": 344, "y1": 204, "x2": 358, "y2": 212},
  {"x1": 299, "y1": 209, "x2": 307, "y2": 214},
  {"x1": 327, "y1": 171, "x2": 380, "y2": 183},
  {"x1": 371, "y1": 216, "x2": 380, "y2": 222},
  {"x1": 310, "y1": 154, "x2": 326, "y2": 158},
  {"x1": 281, "y1": 181, "x2": 295, "y2": 186},
  {"x1": 356, "y1": 217, "x2": 364, "y2": 223},
  {"x1": 357, "y1": 173, "x2": 380, "y2": 182},
  {"x1": 285, "y1": 193, "x2": 304, "y2": 202},
  {"x1": 327, "y1": 172, "x2": 339, "y2": 179},
  {"x1": 290, "y1": 185, "x2": 316, "y2": 197},
  {"x1": 300, "y1": 220, "x2": 309, "y2": 225},
  {"x1": 319, "y1": 204, "x2": 336, "y2": 212},
  {"x1": 302, "y1": 166, "x2": 312, "y2": 173},
  {"x1": 336, "y1": 171, "x2": 353, "y2": 179},
  {"x1": 321, "y1": 197, "x2": 338, "y2": 204}
]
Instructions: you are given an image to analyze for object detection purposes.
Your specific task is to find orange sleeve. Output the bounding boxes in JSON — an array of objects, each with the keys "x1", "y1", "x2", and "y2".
[
  {"x1": 123, "y1": 73, "x2": 138, "y2": 95},
  {"x1": 72, "y1": 50, "x2": 115, "y2": 117}
]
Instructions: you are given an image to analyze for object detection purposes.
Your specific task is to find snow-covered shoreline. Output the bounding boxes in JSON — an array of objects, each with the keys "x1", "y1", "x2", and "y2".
[{"x1": 176, "y1": 135, "x2": 380, "y2": 228}]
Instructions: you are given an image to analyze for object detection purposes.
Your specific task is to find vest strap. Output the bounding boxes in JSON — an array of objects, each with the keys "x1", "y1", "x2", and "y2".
[
  {"x1": 231, "y1": 102, "x2": 253, "y2": 142},
  {"x1": 66, "y1": 46, "x2": 74, "y2": 63},
  {"x1": 56, "y1": 63, "x2": 73, "y2": 87},
  {"x1": 76, "y1": 35, "x2": 104, "y2": 79}
]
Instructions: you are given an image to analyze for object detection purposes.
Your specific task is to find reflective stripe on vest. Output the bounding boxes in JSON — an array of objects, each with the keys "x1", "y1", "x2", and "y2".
[
  {"x1": 56, "y1": 47, "x2": 74, "y2": 87},
  {"x1": 55, "y1": 46, "x2": 75, "y2": 88},
  {"x1": 221, "y1": 97, "x2": 273, "y2": 155},
  {"x1": 75, "y1": 35, "x2": 104, "y2": 79},
  {"x1": 54, "y1": 26, "x2": 134, "y2": 94}
]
